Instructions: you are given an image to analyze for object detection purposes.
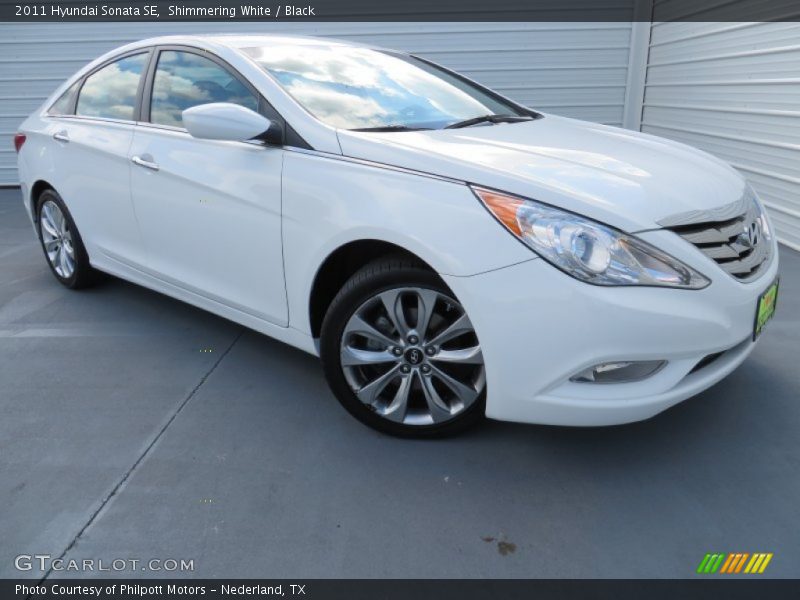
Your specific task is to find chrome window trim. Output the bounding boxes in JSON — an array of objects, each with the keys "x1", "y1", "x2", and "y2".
[
  {"x1": 135, "y1": 120, "x2": 188, "y2": 134},
  {"x1": 131, "y1": 120, "x2": 275, "y2": 150},
  {"x1": 43, "y1": 114, "x2": 137, "y2": 126}
]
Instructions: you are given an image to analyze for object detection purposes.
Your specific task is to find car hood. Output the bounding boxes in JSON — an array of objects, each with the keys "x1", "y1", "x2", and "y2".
[{"x1": 336, "y1": 114, "x2": 747, "y2": 232}]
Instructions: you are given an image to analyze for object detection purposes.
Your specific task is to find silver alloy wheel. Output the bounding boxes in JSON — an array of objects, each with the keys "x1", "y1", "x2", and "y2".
[
  {"x1": 340, "y1": 287, "x2": 485, "y2": 426},
  {"x1": 40, "y1": 200, "x2": 75, "y2": 279}
]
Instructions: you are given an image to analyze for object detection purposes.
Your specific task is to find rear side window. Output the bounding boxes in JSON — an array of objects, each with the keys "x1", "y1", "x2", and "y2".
[
  {"x1": 49, "y1": 81, "x2": 80, "y2": 115},
  {"x1": 150, "y1": 50, "x2": 258, "y2": 128},
  {"x1": 76, "y1": 53, "x2": 147, "y2": 121}
]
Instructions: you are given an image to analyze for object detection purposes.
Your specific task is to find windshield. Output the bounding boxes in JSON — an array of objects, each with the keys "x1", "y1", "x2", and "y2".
[{"x1": 241, "y1": 43, "x2": 528, "y2": 130}]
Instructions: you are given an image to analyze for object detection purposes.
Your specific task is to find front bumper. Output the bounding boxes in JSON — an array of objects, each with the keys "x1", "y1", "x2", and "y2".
[{"x1": 442, "y1": 240, "x2": 780, "y2": 426}]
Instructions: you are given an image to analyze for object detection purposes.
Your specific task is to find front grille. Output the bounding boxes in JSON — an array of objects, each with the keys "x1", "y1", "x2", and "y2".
[{"x1": 665, "y1": 201, "x2": 771, "y2": 281}]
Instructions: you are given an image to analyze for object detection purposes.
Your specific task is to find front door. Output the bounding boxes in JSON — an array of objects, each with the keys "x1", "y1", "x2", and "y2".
[{"x1": 129, "y1": 49, "x2": 287, "y2": 325}]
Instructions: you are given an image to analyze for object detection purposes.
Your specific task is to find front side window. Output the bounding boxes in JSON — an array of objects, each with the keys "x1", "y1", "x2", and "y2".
[
  {"x1": 76, "y1": 53, "x2": 147, "y2": 120},
  {"x1": 242, "y1": 44, "x2": 526, "y2": 130},
  {"x1": 150, "y1": 51, "x2": 259, "y2": 128}
]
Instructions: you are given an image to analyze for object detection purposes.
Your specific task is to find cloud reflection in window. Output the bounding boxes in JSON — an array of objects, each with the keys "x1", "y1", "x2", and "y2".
[{"x1": 244, "y1": 44, "x2": 517, "y2": 129}]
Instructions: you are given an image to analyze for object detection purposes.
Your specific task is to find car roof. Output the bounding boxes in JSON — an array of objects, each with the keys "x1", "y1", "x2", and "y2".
[{"x1": 135, "y1": 33, "x2": 391, "y2": 53}]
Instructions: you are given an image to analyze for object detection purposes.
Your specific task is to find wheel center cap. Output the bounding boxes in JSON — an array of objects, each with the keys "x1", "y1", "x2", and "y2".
[{"x1": 405, "y1": 348, "x2": 423, "y2": 366}]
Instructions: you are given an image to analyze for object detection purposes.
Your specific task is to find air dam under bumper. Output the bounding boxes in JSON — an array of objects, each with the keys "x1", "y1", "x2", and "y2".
[{"x1": 442, "y1": 251, "x2": 779, "y2": 426}]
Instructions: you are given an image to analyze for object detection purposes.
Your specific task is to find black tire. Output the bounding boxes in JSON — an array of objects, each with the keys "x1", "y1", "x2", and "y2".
[
  {"x1": 35, "y1": 189, "x2": 97, "y2": 289},
  {"x1": 321, "y1": 256, "x2": 486, "y2": 438}
]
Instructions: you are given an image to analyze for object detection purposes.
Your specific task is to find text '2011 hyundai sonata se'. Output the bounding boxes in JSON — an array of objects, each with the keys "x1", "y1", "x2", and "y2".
[{"x1": 15, "y1": 35, "x2": 780, "y2": 436}]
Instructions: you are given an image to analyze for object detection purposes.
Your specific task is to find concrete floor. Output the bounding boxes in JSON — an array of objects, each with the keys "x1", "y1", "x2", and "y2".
[{"x1": 1, "y1": 187, "x2": 799, "y2": 579}]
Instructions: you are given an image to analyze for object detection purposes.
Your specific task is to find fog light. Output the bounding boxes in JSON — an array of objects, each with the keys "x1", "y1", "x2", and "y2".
[{"x1": 570, "y1": 360, "x2": 666, "y2": 383}]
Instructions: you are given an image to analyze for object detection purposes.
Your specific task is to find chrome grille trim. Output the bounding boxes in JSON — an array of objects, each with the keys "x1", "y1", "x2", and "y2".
[
  {"x1": 656, "y1": 194, "x2": 750, "y2": 228},
  {"x1": 665, "y1": 198, "x2": 772, "y2": 282}
]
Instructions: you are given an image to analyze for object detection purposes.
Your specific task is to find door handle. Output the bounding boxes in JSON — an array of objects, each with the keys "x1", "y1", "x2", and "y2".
[
  {"x1": 131, "y1": 155, "x2": 159, "y2": 171},
  {"x1": 53, "y1": 131, "x2": 69, "y2": 143}
]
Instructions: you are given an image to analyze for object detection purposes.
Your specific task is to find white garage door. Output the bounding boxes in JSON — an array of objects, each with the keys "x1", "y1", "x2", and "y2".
[
  {"x1": 641, "y1": 21, "x2": 800, "y2": 250},
  {"x1": 0, "y1": 21, "x2": 636, "y2": 186}
]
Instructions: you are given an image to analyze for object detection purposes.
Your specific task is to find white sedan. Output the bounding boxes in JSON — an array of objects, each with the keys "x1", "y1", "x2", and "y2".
[{"x1": 15, "y1": 35, "x2": 779, "y2": 436}]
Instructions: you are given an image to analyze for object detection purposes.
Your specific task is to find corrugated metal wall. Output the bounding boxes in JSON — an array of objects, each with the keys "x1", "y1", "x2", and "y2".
[
  {"x1": 0, "y1": 21, "x2": 635, "y2": 185},
  {"x1": 641, "y1": 21, "x2": 800, "y2": 250}
]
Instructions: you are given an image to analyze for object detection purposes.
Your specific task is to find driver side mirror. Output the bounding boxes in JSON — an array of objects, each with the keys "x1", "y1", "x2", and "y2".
[{"x1": 182, "y1": 102, "x2": 282, "y2": 145}]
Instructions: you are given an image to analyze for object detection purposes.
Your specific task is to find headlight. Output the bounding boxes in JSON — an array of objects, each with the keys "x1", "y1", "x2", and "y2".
[{"x1": 473, "y1": 186, "x2": 710, "y2": 289}]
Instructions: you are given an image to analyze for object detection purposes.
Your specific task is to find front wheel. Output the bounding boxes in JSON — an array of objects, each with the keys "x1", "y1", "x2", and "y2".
[{"x1": 321, "y1": 257, "x2": 486, "y2": 437}]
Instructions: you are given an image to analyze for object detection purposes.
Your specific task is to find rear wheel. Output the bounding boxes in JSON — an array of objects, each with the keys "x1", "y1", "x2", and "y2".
[
  {"x1": 36, "y1": 189, "x2": 96, "y2": 289},
  {"x1": 321, "y1": 257, "x2": 486, "y2": 437}
]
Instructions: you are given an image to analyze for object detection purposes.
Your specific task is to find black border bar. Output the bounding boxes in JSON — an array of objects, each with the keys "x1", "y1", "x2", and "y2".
[
  {"x1": 2, "y1": 0, "x2": 800, "y2": 22},
  {"x1": 4, "y1": 579, "x2": 800, "y2": 600}
]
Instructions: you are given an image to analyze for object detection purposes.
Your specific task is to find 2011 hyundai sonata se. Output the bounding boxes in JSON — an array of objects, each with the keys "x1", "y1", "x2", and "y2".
[{"x1": 15, "y1": 35, "x2": 780, "y2": 436}]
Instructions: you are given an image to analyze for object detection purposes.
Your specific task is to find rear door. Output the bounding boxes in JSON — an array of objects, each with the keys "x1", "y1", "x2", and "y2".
[
  {"x1": 129, "y1": 48, "x2": 287, "y2": 326},
  {"x1": 49, "y1": 51, "x2": 150, "y2": 269}
]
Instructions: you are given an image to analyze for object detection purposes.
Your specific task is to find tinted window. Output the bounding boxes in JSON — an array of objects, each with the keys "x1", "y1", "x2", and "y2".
[
  {"x1": 76, "y1": 53, "x2": 147, "y2": 120},
  {"x1": 49, "y1": 81, "x2": 80, "y2": 115},
  {"x1": 150, "y1": 51, "x2": 258, "y2": 128},
  {"x1": 242, "y1": 44, "x2": 524, "y2": 130}
]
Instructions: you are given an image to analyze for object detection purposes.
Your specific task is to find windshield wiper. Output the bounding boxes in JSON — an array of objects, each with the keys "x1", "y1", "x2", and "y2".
[
  {"x1": 445, "y1": 114, "x2": 534, "y2": 129},
  {"x1": 350, "y1": 125, "x2": 432, "y2": 132}
]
